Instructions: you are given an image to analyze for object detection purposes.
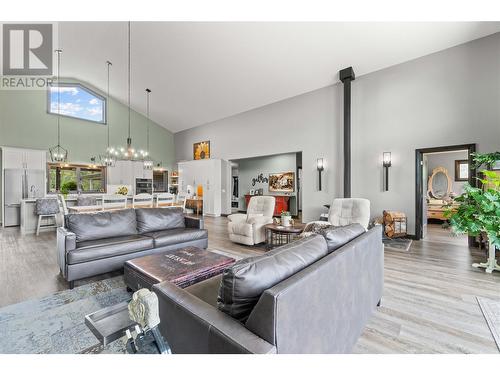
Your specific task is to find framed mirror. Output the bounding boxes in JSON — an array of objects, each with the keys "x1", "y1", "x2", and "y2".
[{"x1": 427, "y1": 167, "x2": 452, "y2": 199}]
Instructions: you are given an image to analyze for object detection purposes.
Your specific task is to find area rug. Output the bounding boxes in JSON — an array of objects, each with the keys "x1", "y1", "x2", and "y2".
[
  {"x1": 477, "y1": 297, "x2": 500, "y2": 351},
  {"x1": 383, "y1": 237, "x2": 412, "y2": 252},
  {"x1": 0, "y1": 276, "x2": 133, "y2": 354}
]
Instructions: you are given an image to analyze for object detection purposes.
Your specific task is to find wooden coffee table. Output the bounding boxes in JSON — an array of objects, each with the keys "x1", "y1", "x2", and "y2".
[
  {"x1": 264, "y1": 223, "x2": 306, "y2": 250},
  {"x1": 124, "y1": 246, "x2": 235, "y2": 291}
]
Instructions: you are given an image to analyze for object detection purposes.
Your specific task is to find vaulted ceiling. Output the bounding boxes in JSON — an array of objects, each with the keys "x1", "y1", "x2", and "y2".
[{"x1": 59, "y1": 22, "x2": 500, "y2": 133}]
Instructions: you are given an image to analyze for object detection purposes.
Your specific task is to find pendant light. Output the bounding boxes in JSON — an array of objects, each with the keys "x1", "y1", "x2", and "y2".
[
  {"x1": 116, "y1": 21, "x2": 146, "y2": 161},
  {"x1": 143, "y1": 88, "x2": 153, "y2": 170},
  {"x1": 99, "y1": 60, "x2": 116, "y2": 167},
  {"x1": 49, "y1": 49, "x2": 68, "y2": 163}
]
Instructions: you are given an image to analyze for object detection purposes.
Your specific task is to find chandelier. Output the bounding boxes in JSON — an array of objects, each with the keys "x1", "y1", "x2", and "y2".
[{"x1": 49, "y1": 49, "x2": 68, "y2": 163}]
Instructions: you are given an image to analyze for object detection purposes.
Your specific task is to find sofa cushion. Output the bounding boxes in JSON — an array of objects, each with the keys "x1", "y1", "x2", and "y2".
[
  {"x1": 321, "y1": 223, "x2": 366, "y2": 253},
  {"x1": 66, "y1": 208, "x2": 137, "y2": 242},
  {"x1": 143, "y1": 228, "x2": 208, "y2": 247},
  {"x1": 217, "y1": 234, "x2": 328, "y2": 323},
  {"x1": 68, "y1": 235, "x2": 154, "y2": 264},
  {"x1": 135, "y1": 207, "x2": 185, "y2": 234}
]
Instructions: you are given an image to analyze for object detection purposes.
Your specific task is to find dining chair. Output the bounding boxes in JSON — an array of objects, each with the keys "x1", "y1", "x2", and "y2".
[
  {"x1": 156, "y1": 193, "x2": 176, "y2": 207},
  {"x1": 76, "y1": 195, "x2": 98, "y2": 207},
  {"x1": 133, "y1": 193, "x2": 154, "y2": 208},
  {"x1": 102, "y1": 194, "x2": 128, "y2": 210},
  {"x1": 57, "y1": 194, "x2": 69, "y2": 216},
  {"x1": 176, "y1": 192, "x2": 191, "y2": 213}
]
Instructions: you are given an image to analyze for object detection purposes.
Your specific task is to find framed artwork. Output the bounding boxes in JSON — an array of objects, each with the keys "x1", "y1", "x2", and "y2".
[
  {"x1": 269, "y1": 172, "x2": 295, "y2": 193},
  {"x1": 193, "y1": 141, "x2": 210, "y2": 160},
  {"x1": 455, "y1": 160, "x2": 469, "y2": 181}
]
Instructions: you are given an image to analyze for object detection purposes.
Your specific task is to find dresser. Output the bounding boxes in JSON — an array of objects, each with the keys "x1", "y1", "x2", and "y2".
[{"x1": 244, "y1": 194, "x2": 289, "y2": 216}]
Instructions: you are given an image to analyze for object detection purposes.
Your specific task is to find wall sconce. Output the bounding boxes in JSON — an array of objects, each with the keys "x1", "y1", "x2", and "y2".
[
  {"x1": 317, "y1": 158, "x2": 325, "y2": 191},
  {"x1": 383, "y1": 152, "x2": 392, "y2": 191}
]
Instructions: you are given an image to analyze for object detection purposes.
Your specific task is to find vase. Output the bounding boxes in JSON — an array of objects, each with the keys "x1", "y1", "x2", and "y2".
[{"x1": 282, "y1": 215, "x2": 291, "y2": 227}]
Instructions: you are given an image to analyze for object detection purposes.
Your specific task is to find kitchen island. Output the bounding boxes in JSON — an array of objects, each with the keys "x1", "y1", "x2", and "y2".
[{"x1": 20, "y1": 193, "x2": 171, "y2": 235}]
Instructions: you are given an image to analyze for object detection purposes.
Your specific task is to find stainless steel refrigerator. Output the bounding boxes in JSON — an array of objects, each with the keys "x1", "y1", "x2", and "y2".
[{"x1": 3, "y1": 168, "x2": 45, "y2": 227}]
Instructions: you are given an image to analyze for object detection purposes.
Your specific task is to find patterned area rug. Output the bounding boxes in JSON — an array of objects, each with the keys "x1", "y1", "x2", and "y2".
[
  {"x1": 383, "y1": 237, "x2": 412, "y2": 252},
  {"x1": 0, "y1": 276, "x2": 133, "y2": 354},
  {"x1": 477, "y1": 297, "x2": 500, "y2": 352}
]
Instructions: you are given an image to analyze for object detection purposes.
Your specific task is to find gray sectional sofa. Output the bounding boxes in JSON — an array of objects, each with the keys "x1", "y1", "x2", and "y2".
[
  {"x1": 153, "y1": 224, "x2": 384, "y2": 354},
  {"x1": 57, "y1": 207, "x2": 208, "y2": 288}
]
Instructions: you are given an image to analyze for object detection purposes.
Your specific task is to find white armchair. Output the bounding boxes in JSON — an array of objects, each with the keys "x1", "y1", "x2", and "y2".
[
  {"x1": 328, "y1": 198, "x2": 370, "y2": 230},
  {"x1": 228, "y1": 196, "x2": 276, "y2": 245}
]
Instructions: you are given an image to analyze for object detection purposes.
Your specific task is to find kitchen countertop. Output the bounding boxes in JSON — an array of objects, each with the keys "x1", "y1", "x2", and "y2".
[{"x1": 21, "y1": 192, "x2": 170, "y2": 203}]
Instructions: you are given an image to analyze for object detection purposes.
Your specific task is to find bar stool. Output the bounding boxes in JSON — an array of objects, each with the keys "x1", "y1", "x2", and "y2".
[{"x1": 35, "y1": 198, "x2": 60, "y2": 236}]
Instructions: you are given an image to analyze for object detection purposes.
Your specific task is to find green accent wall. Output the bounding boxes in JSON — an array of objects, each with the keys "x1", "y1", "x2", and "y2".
[
  {"x1": 0, "y1": 78, "x2": 175, "y2": 223},
  {"x1": 0, "y1": 78, "x2": 175, "y2": 167}
]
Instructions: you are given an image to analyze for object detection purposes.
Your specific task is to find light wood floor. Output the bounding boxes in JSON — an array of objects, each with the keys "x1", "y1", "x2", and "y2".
[{"x1": 0, "y1": 219, "x2": 499, "y2": 353}]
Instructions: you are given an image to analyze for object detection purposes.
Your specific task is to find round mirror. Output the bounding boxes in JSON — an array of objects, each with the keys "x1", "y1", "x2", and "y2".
[{"x1": 432, "y1": 172, "x2": 449, "y2": 198}]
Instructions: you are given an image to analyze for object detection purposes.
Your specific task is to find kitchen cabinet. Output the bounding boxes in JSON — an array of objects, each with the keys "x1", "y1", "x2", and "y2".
[
  {"x1": 132, "y1": 161, "x2": 153, "y2": 180},
  {"x1": 178, "y1": 159, "x2": 231, "y2": 217},
  {"x1": 107, "y1": 160, "x2": 153, "y2": 193},
  {"x1": 1, "y1": 147, "x2": 46, "y2": 170},
  {"x1": 107, "y1": 160, "x2": 132, "y2": 186}
]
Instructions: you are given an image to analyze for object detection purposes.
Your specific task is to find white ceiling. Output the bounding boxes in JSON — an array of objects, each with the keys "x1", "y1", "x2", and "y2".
[{"x1": 59, "y1": 22, "x2": 500, "y2": 133}]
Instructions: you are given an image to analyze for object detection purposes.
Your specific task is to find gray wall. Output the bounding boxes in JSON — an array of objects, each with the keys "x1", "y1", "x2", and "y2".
[
  {"x1": 175, "y1": 33, "x2": 500, "y2": 232},
  {"x1": 426, "y1": 151, "x2": 468, "y2": 195},
  {"x1": 234, "y1": 152, "x2": 298, "y2": 215},
  {"x1": 175, "y1": 86, "x2": 342, "y2": 223}
]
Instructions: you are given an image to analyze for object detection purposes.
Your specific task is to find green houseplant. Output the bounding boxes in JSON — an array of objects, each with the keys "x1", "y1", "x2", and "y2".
[
  {"x1": 60, "y1": 181, "x2": 77, "y2": 197},
  {"x1": 446, "y1": 152, "x2": 500, "y2": 273}
]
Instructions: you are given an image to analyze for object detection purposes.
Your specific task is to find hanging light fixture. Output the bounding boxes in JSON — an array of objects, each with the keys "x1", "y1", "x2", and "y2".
[
  {"x1": 143, "y1": 88, "x2": 153, "y2": 170},
  {"x1": 115, "y1": 21, "x2": 146, "y2": 161},
  {"x1": 49, "y1": 49, "x2": 68, "y2": 163},
  {"x1": 99, "y1": 60, "x2": 117, "y2": 167}
]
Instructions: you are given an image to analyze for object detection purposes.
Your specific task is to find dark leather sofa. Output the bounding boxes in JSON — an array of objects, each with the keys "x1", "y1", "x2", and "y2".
[
  {"x1": 57, "y1": 207, "x2": 207, "y2": 288},
  {"x1": 153, "y1": 225, "x2": 383, "y2": 354}
]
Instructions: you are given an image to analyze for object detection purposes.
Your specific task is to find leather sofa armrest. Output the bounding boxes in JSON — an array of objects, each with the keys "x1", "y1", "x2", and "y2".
[
  {"x1": 153, "y1": 282, "x2": 276, "y2": 354},
  {"x1": 57, "y1": 227, "x2": 76, "y2": 278},
  {"x1": 227, "y1": 213, "x2": 247, "y2": 223},
  {"x1": 185, "y1": 215, "x2": 204, "y2": 229}
]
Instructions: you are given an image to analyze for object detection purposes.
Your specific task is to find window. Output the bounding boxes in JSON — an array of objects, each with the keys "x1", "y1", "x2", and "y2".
[
  {"x1": 48, "y1": 163, "x2": 106, "y2": 194},
  {"x1": 48, "y1": 83, "x2": 106, "y2": 124}
]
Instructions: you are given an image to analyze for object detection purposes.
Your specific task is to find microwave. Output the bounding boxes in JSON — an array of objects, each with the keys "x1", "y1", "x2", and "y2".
[{"x1": 136, "y1": 178, "x2": 152, "y2": 194}]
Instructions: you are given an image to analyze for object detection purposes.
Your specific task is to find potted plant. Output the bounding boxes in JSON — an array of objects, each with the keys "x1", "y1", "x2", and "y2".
[
  {"x1": 281, "y1": 211, "x2": 292, "y2": 227},
  {"x1": 115, "y1": 186, "x2": 129, "y2": 196},
  {"x1": 446, "y1": 152, "x2": 500, "y2": 273},
  {"x1": 60, "y1": 181, "x2": 77, "y2": 198}
]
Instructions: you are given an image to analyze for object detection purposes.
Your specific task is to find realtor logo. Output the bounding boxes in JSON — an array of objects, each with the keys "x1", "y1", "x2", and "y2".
[{"x1": 2, "y1": 24, "x2": 52, "y2": 75}]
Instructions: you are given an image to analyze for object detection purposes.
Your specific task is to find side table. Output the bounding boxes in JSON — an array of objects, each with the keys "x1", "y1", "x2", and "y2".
[{"x1": 264, "y1": 223, "x2": 306, "y2": 250}]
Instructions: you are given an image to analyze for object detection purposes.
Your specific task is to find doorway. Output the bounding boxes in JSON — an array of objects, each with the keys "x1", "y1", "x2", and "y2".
[
  {"x1": 415, "y1": 144, "x2": 476, "y2": 243},
  {"x1": 229, "y1": 151, "x2": 302, "y2": 218}
]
